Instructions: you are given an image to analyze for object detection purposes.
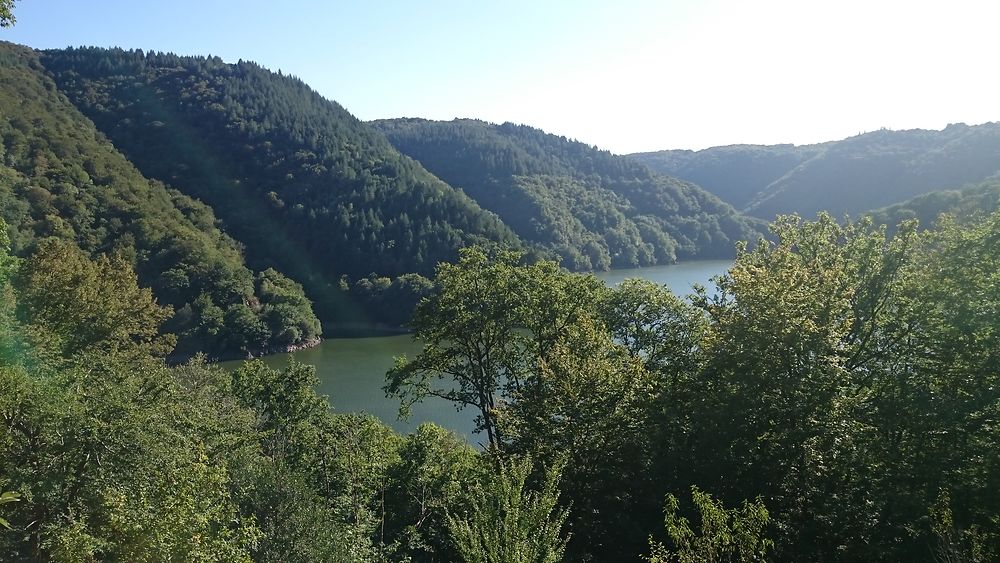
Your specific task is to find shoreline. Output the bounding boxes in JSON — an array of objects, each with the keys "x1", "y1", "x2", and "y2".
[{"x1": 168, "y1": 322, "x2": 414, "y2": 365}]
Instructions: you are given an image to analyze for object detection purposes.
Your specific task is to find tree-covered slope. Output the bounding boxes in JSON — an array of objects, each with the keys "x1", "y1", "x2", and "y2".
[
  {"x1": 631, "y1": 123, "x2": 1000, "y2": 220},
  {"x1": 0, "y1": 42, "x2": 319, "y2": 358},
  {"x1": 39, "y1": 47, "x2": 521, "y2": 318},
  {"x1": 630, "y1": 144, "x2": 823, "y2": 209},
  {"x1": 372, "y1": 118, "x2": 761, "y2": 270},
  {"x1": 867, "y1": 176, "x2": 1000, "y2": 230}
]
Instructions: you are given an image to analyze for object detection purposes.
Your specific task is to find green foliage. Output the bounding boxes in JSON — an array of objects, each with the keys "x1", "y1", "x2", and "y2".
[
  {"x1": 0, "y1": 218, "x2": 13, "y2": 280},
  {"x1": 389, "y1": 246, "x2": 682, "y2": 559},
  {"x1": 349, "y1": 272, "x2": 435, "y2": 328},
  {"x1": 867, "y1": 176, "x2": 1000, "y2": 231},
  {"x1": 0, "y1": 218, "x2": 25, "y2": 367},
  {"x1": 633, "y1": 123, "x2": 1000, "y2": 220},
  {"x1": 504, "y1": 316, "x2": 655, "y2": 557},
  {"x1": 0, "y1": 357, "x2": 261, "y2": 561},
  {"x1": 373, "y1": 118, "x2": 762, "y2": 267},
  {"x1": 599, "y1": 277, "x2": 707, "y2": 375},
  {"x1": 5, "y1": 206, "x2": 1000, "y2": 561},
  {"x1": 632, "y1": 144, "x2": 819, "y2": 210},
  {"x1": 447, "y1": 455, "x2": 569, "y2": 563},
  {"x1": 0, "y1": 43, "x2": 320, "y2": 356},
  {"x1": 647, "y1": 487, "x2": 772, "y2": 563},
  {"x1": 40, "y1": 46, "x2": 522, "y2": 326},
  {"x1": 0, "y1": 491, "x2": 19, "y2": 530},
  {"x1": 256, "y1": 268, "x2": 322, "y2": 345},
  {"x1": 231, "y1": 359, "x2": 406, "y2": 560},
  {"x1": 385, "y1": 423, "x2": 482, "y2": 562},
  {"x1": 386, "y1": 246, "x2": 604, "y2": 448},
  {"x1": 14, "y1": 239, "x2": 175, "y2": 359},
  {"x1": 929, "y1": 491, "x2": 996, "y2": 563},
  {"x1": 0, "y1": 1, "x2": 14, "y2": 27},
  {"x1": 646, "y1": 211, "x2": 1000, "y2": 560}
]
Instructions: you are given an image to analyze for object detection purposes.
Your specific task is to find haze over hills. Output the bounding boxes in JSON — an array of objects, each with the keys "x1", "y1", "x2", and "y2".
[
  {"x1": 630, "y1": 143, "x2": 825, "y2": 210},
  {"x1": 373, "y1": 118, "x2": 762, "y2": 271},
  {"x1": 632, "y1": 122, "x2": 1000, "y2": 220}
]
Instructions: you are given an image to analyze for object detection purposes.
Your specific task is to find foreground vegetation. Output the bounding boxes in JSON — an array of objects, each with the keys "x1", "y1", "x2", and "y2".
[{"x1": 2, "y1": 207, "x2": 998, "y2": 561}]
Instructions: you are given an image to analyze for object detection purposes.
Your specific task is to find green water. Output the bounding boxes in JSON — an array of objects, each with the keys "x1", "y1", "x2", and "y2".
[{"x1": 222, "y1": 259, "x2": 732, "y2": 440}]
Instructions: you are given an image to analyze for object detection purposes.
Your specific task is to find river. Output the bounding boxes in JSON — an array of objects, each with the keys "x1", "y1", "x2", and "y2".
[{"x1": 221, "y1": 259, "x2": 732, "y2": 442}]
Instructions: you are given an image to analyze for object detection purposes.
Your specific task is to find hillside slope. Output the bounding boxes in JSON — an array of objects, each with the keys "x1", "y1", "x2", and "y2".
[
  {"x1": 867, "y1": 176, "x2": 1000, "y2": 230},
  {"x1": 631, "y1": 123, "x2": 1000, "y2": 220},
  {"x1": 0, "y1": 42, "x2": 320, "y2": 357},
  {"x1": 630, "y1": 144, "x2": 823, "y2": 209},
  {"x1": 40, "y1": 47, "x2": 522, "y2": 319},
  {"x1": 373, "y1": 118, "x2": 762, "y2": 270}
]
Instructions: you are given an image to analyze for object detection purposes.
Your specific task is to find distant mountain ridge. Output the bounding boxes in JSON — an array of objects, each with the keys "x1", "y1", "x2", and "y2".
[
  {"x1": 631, "y1": 123, "x2": 1000, "y2": 219},
  {"x1": 373, "y1": 118, "x2": 762, "y2": 270}
]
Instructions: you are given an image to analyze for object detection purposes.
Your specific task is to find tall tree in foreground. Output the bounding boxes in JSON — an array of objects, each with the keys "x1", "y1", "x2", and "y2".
[
  {"x1": 0, "y1": 0, "x2": 15, "y2": 27},
  {"x1": 385, "y1": 247, "x2": 603, "y2": 448},
  {"x1": 14, "y1": 239, "x2": 175, "y2": 360}
]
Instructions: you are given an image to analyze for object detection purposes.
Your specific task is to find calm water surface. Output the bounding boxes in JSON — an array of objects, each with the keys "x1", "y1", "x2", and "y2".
[{"x1": 222, "y1": 259, "x2": 732, "y2": 439}]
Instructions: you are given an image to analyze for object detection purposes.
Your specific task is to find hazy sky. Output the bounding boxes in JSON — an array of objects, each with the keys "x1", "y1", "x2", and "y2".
[{"x1": 5, "y1": 0, "x2": 998, "y2": 153}]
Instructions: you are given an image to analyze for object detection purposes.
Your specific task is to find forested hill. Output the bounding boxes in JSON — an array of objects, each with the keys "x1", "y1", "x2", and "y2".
[
  {"x1": 867, "y1": 176, "x2": 1000, "y2": 230},
  {"x1": 39, "y1": 46, "x2": 521, "y2": 318},
  {"x1": 373, "y1": 118, "x2": 762, "y2": 270},
  {"x1": 0, "y1": 42, "x2": 320, "y2": 358},
  {"x1": 630, "y1": 143, "x2": 824, "y2": 210},
  {"x1": 631, "y1": 122, "x2": 1000, "y2": 219}
]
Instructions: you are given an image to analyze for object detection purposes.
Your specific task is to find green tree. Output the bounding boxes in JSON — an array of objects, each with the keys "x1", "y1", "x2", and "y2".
[
  {"x1": 232, "y1": 360, "x2": 403, "y2": 559},
  {"x1": 14, "y1": 239, "x2": 175, "y2": 359},
  {"x1": 447, "y1": 456, "x2": 569, "y2": 563},
  {"x1": 386, "y1": 246, "x2": 602, "y2": 448},
  {"x1": 0, "y1": 218, "x2": 26, "y2": 366},
  {"x1": 599, "y1": 277, "x2": 707, "y2": 376},
  {"x1": 386, "y1": 247, "x2": 525, "y2": 447},
  {"x1": 385, "y1": 423, "x2": 481, "y2": 562},
  {"x1": 0, "y1": 0, "x2": 15, "y2": 27},
  {"x1": 503, "y1": 316, "x2": 654, "y2": 558},
  {"x1": 928, "y1": 491, "x2": 996, "y2": 563},
  {"x1": 0, "y1": 491, "x2": 19, "y2": 530},
  {"x1": 647, "y1": 487, "x2": 772, "y2": 563},
  {"x1": 0, "y1": 357, "x2": 260, "y2": 561},
  {"x1": 0, "y1": 219, "x2": 14, "y2": 282}
]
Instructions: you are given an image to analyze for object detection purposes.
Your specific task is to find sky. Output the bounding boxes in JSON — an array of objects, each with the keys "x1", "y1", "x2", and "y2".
[{"x1": 4, "y1": 0, "x2": 999, "y2": 153}]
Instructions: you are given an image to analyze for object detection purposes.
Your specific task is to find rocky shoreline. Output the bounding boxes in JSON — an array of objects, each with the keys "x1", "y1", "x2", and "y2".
[{"x1": 166, "y1": 336, "x2": 323, "y2": 365}]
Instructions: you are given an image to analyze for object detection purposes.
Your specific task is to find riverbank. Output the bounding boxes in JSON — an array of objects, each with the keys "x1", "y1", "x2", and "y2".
[{"x1": 168, "y1": 336, "x2": 323, "y2": 365}]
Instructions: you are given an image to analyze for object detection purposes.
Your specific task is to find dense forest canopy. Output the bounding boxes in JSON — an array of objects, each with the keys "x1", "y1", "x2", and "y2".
[
  {"x1": 0, "y1": 11, "x2": 995, "y2": 557},
  {"x1": 38, "y1": 46, "x2": 523, "y2": 323},
  {"x1": 630, "y1": 143, "x2": 824, "y2": 209},
  {"x1": 0, "y1": 42, "x2": 320, "y2": 358},
  {"x1": 866, "y1": 176, "x2": 1000, "y2": 230},
  {"x1": 16, "y1": 44, "x2": 771, "y2": 333},
  {"x1": 632, "y1": 122, "x2": 1000, "y2": 220},
  {"x1": 373, "y1": 118, "x2": 763, "y2": 270},
  {"x1": 4, "y1": 209, "x2": 998, "y2": 561}
]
